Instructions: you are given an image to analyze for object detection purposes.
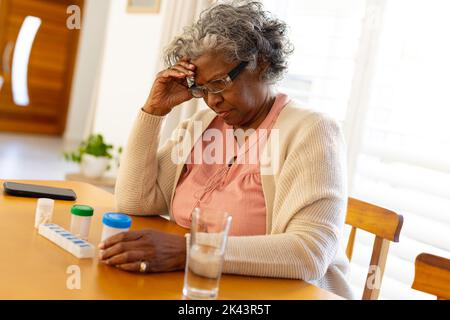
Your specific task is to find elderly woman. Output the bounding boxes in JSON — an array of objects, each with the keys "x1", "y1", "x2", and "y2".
[{"x1": 99, "y1": 1, "x2": 353, "y2": 299}]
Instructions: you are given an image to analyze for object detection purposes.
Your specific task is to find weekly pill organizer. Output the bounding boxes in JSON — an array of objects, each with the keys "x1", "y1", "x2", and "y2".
[{"x1": 38, "y1": 223, "x2": 95, "y2": 259}]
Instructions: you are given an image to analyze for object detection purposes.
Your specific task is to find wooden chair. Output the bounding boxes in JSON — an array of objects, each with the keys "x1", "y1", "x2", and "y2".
[
  {"x1": 345, "y1": 197, "x2": 404, "y2": 300},
  {"x1": 412, "y1": 253, "x2": 450, "y2": 300}
]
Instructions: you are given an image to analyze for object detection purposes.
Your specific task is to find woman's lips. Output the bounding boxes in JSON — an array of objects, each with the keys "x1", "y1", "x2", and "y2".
[{"x1": 218, "y1": 110, "x2": 232, "y2": 118}]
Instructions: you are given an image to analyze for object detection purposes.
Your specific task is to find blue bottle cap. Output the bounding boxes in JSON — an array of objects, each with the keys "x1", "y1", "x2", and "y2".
[{"x1": 102, "y1": 213, "x2": 132, "y2": 229}]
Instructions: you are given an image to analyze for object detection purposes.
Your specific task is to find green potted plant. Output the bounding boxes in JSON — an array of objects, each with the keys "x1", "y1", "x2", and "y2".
[{"x1": 64, "y1": 134, "x2": 122, "y2": 179}]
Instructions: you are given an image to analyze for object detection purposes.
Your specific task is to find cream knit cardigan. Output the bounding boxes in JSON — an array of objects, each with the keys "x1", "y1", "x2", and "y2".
[{"x1": 115, "y1": 100, "x2": 354, "y2": 299}]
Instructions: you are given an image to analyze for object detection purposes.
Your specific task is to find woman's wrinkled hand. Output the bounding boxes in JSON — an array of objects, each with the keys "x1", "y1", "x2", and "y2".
[
  {"x1": 98, "y1": 229, "x2": 187, "y2": 273},
  {"x1": 142, "y1": 58, "x2": 196, "y2": 116}
]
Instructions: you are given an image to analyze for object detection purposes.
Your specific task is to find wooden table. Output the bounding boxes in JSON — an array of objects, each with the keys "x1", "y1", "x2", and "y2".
[{"x1": 0, "y1": 180, "x2": 343, "y2": 300}]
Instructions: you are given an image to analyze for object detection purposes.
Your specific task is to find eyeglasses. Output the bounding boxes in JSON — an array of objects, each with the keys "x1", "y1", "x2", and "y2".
[{"x1": 188, "y1": 61, "x2": 249, "y2": 98}]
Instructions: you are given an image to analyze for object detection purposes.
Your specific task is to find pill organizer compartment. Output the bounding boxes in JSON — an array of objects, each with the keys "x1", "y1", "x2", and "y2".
[{"x1": 38, "y1": 223, "x2": 94, "y2": 259}]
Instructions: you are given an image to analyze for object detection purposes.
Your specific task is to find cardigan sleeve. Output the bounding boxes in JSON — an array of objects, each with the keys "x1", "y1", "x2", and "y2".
[
  {"x1": 114, "y1": 110, "x2": 182, "y2": 216},
  {"x1": 219, "y1": 116, "x2": 348, "y2": 281}
]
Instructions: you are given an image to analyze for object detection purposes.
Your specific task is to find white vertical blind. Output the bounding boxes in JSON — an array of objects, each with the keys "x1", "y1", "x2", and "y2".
[
  {"x1": 263, "y1": 0, "x2": 366, "y2": 121},
  {"x1": 351, "y1": 0, "x2": 450, "y2": 299},
  {"x1": 263, "y1": 0, "x2": 450, "y2": 299}
]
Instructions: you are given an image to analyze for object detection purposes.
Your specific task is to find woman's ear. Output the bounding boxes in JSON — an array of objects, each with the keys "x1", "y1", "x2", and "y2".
[{"x1": 256, "y1": 55, "x2": 270, "y2": 80}]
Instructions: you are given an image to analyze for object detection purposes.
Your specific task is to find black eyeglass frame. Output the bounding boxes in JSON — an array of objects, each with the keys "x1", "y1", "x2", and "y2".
[{"x1": 188, "y1": 61, "x2": 249, "y2": 98}]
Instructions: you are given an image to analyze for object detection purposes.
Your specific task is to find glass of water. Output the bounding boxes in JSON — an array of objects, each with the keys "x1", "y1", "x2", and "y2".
[{"x1": 182, "y1": 207, "x2": 232, "y2": 300}]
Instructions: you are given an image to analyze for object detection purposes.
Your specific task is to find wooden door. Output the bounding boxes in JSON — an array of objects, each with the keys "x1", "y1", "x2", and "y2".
[{"x1": 0, "y1": 0, "x2": 83, "y2": 135}]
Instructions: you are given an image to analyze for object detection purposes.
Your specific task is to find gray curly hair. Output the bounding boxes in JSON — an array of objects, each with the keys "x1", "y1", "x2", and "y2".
[{"x1": 164, "y1": 0, "x2": 294, "y2": 83}]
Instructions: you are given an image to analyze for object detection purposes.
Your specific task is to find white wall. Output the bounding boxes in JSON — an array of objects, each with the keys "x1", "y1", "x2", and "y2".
[
  {"x1": 64, "y1": 0, "x2": 111, "y2": 144},
  {"x1": 91, "y1": 0, "x2": 166, "y2": 149}
]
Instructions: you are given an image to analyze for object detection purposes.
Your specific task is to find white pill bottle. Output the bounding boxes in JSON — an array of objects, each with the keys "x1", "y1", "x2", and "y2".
[
  {"x1": 101, "y1": 213, "x2": 132, "y2": 241},
  {"x1": 34, "y1": 198, "x2": 55, "y2": 229},
  {"x1": 70, "y1": 204, "x2": 94, "y2": 240}
]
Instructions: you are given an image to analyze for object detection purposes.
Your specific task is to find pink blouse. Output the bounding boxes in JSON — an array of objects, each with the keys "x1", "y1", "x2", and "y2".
[{"x1": 172, "y1": 93, "x2": 290, "y2": 236}]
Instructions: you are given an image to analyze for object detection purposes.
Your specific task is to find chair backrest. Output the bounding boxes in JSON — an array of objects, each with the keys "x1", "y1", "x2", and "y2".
[
  {"x1": 345, "y1": 197, "x2": 404, "y2": 300},
  {"x1": 412, "y1": 253, "x2": 450, "y2": 300}
]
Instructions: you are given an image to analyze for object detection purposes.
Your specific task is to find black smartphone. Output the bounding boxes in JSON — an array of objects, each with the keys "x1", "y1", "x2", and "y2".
[{"x1": 3, "y1": 182, "x2": 77, "y2": 201}]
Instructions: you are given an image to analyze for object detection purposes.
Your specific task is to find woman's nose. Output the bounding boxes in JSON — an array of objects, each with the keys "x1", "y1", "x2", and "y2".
[{"x1": 204, "y1": 91, "x2": 224, "y2": 109}]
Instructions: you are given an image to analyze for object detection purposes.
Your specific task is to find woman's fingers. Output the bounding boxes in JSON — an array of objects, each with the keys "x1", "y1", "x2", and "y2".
[
  {"x1": 105, "y1": 250, "x2": 147, "y2": 266},
  {"x1": 98, "y1": 231, "x2": 142, "y2": 250},
  {"x1": 99, "y1": 230, "x2": 143, "y2": 250},
  {"x1": 116, "y1": 261, "x2": 152, "y2": 273},
  {"x1": 99, "y1": 241, "x2": 128, "y2": 261},
  {"x1": 100, "y1": 237, "x2": 145, "y2": 260},
  {"x1": 154, "y1": 60, "x2": 196, "y2": 84},
  {"x1": 116, "y1": 262, "x2": 140, "y2": 272},
  {"x1": 156, "y1": 68, "x2": 186, "y2": 82},
  {"x1": 170, "y1": 65, "x2": 195, "y2": 77},
  {"x1": 177, "y1": 60, "x2": 196, "y2": 70}
]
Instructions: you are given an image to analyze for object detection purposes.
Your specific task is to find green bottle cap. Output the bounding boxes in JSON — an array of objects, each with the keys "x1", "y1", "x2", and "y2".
[{"x1": 70, "y1": 205, "x2": 94, "y2": 217}]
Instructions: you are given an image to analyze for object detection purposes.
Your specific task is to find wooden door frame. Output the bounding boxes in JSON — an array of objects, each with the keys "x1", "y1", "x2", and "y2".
[
  {"x1": 0, "y1": 0, "x2": 11, "y2": 77},
  {"x1": 58, "y1": 0, "x2": 84, "y2": 135},
  {"x1": 0, "y1": 0, "x2": 84, "y2": 136}
]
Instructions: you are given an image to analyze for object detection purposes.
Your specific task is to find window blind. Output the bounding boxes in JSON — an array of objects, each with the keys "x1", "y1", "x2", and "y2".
[
  {"x1": 263, "y1": 0, "x2": 366, "y2": 122},
  {"x1": 263, "y1": 0, "x2": 450, "y2": 299},
  {"x1": 351, "y1": 0, "x2": 450, "y2": 299}
]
